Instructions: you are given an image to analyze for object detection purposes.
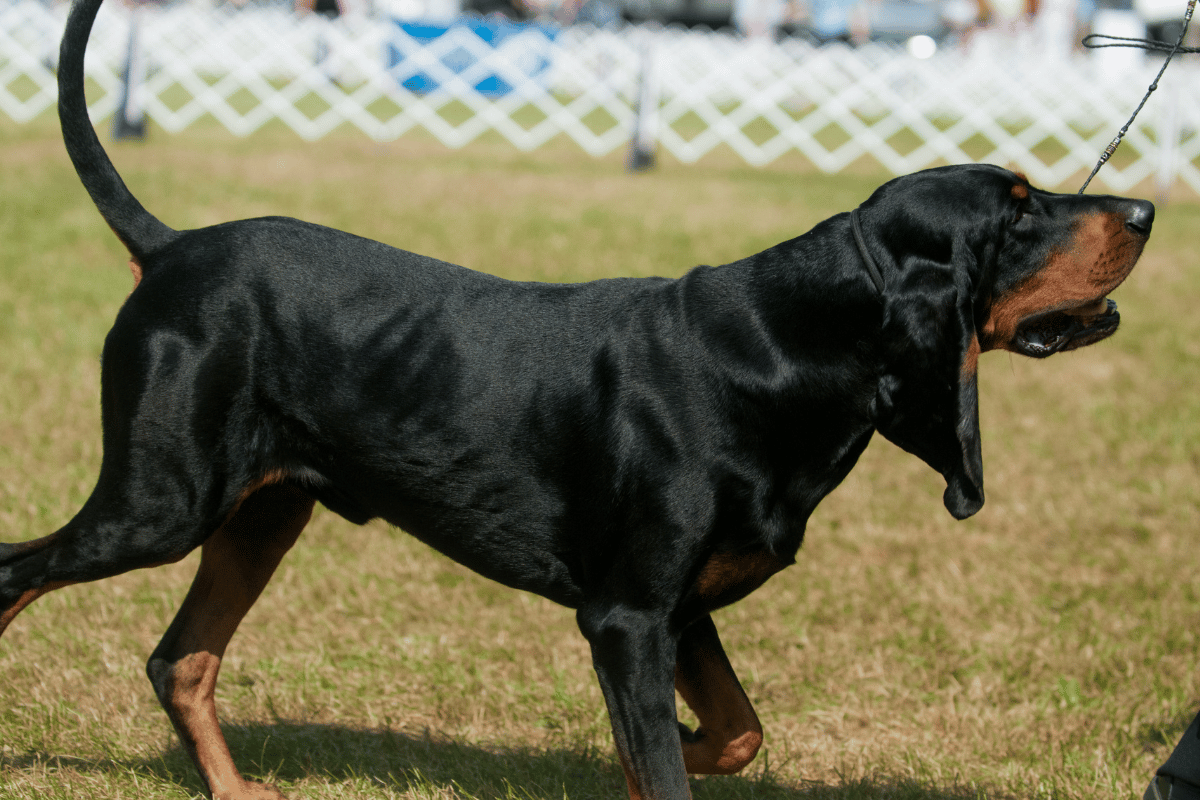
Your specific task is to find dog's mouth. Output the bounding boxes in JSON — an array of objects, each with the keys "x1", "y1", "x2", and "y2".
[{"x1": 1013, "y1": 298, "x2": 1120, "y2": 358}]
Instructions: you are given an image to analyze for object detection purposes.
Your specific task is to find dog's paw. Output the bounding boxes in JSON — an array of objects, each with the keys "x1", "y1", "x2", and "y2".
[{"x1": 212, "y1": 779, "x2": 288, "y2": 800}]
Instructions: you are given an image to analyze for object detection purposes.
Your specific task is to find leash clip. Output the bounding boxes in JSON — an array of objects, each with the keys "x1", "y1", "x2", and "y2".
[{"x1": 1079, "y1": 0, "x2": 1198, "y2": 193}]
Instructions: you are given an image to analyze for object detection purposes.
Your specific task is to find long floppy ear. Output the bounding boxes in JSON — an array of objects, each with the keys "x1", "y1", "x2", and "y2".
[{"x1": 870, "y1": 253, "x2": 984, "y2": 520}]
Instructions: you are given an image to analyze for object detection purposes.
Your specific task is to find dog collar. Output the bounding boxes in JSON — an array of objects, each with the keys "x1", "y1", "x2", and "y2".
[{"x1": 850, "y1": 208, "x2": 885, "y2": 294}]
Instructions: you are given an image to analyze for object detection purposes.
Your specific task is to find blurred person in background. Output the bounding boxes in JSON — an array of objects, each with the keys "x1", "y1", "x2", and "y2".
[{"x1": 296, "y1": 0, "x2": 343, "y2": 15}]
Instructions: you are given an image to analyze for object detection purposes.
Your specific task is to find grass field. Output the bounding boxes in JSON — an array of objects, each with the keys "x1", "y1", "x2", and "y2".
[{"x1": 2, "y1": 115, "x2": 1200, "y2": 800}]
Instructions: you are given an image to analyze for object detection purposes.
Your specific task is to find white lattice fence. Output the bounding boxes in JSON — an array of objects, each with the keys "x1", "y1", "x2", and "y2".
[{"x1": 4, "y1": 0, "x2": 1200, "y2": 193}]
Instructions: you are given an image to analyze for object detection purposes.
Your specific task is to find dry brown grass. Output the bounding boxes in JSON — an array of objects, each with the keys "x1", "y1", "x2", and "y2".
[{"x1": 2, "y1": 116, "x2": 1199, "y2": 799}]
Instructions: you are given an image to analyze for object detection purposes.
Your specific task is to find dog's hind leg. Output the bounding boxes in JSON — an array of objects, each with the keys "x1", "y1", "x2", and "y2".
[
  {"x1": 0, "y1": 490, "x2": 208, "y2": 637},
  {"x1": 0, "y1": 327, "x2": 297, "y2": 642},
  {"x1": 0, "y1": 455, "x2": 260, "y2": 638},
  {"x1": 674, "y1": 614, "x2": 763, "y2": 775},
  {"x1": 0, "y1": 534, "x2": 74, "y2": 635},
  {"x1": 145, "y1": 483, "x2": 313, "y2": 800}
]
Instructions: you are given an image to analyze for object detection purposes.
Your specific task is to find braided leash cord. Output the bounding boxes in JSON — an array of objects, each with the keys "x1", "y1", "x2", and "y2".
[{"x1": 1077, "y1": 0, "x2": 1197, "y2": 193}]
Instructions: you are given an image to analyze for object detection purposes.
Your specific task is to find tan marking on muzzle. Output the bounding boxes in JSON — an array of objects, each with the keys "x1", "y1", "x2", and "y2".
[{"x1": 981, "y1": 211, "x2": 1138, "y2": 351}]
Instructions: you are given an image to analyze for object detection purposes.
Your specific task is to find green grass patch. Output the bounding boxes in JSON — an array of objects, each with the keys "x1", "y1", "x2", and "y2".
[{"x1": 1, "y1": 115, "x2": 1199, "y2": 799}]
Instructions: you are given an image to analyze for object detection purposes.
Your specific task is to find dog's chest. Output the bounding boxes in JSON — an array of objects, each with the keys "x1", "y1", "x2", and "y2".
[{"x1": 691, "y1": 549, "x2": 790, "y2": 610}]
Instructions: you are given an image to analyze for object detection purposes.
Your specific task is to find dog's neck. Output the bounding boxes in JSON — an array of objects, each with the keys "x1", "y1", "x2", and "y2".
[{"x1": 850, "y1": 208, "x2": 885, "y2": 295}]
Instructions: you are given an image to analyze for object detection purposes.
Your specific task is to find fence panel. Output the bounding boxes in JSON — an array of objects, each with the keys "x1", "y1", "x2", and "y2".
[{"x1": 2, "y1": 0, "x2": 1199, "y2": 193}]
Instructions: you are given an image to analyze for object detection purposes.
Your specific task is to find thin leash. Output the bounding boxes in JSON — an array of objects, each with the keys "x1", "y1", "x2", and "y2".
[
  {"x1": 1077, "y1": 0, "x2": 1198, "y2": 193},
  {"x1": 852, "y1": 7, "x2": 1198, "y2": 289}
]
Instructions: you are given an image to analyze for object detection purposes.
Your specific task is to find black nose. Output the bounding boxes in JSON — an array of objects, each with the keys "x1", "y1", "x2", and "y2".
[{"x1": 1125, "y1": 200, "x2": 1155, "y2": 236}]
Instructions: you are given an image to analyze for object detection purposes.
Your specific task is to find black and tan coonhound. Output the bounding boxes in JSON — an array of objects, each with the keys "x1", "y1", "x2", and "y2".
[{"x1": 0, "y1": 0, "x2": 1154, "y2": 797}]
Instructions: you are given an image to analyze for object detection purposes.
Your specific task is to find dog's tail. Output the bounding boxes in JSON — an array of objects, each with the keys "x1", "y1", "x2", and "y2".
[{"x1": 59, "y1": 0, "x2": 177, "y2": 262}]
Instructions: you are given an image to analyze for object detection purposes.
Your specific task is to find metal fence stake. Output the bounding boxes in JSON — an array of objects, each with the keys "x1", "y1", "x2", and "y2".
[
  {"x1": 112, "y1": 4, "x2": 147, "y2": 141},
  {"x1": 627, "y1": 28, "x2": 658, "y2": 172}
]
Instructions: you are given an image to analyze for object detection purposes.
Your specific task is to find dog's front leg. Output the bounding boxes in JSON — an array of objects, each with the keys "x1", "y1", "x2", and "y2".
[
  {"x1": 674, "y1": 614, "x2": 762, "y2": 774},
  {"x1": 578, "y1": 604, "x2": 691, "y2": 800}
]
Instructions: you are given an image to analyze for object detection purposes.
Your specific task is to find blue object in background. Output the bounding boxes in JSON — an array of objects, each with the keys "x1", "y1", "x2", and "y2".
[
  {"x1": 387, "y1": 19, "x2": 558, "y2": 98},
  {"x1": 808, "y1": 0, "x2": 855, "y2": 38}
]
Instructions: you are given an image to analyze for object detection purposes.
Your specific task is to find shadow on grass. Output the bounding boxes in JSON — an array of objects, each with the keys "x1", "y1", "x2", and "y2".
[
  {"x1": 1138, "y1": 705, "x2": 1197, "y2": 752},
  {"x1": 2, "y1": 721, "x2": 1015, "y2": 800}
]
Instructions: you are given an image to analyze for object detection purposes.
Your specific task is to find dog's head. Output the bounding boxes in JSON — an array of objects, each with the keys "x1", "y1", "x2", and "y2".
[{"x1": 856, "y1": 164, "x2": 1153, "y2": 520}]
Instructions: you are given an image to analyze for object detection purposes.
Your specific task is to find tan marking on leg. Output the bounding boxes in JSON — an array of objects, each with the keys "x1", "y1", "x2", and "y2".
[
  {"x1": 599, "y1": 675, "x2": 689, "y2": 800},
  {"x1": 242, "y1": 469, "x2": 289, "y2": 496},
  {"x1": 675, "y1": 642, "x2": 763, "y2": 775},
  {"x1": 961, "y1": 334, "x2": 981, "y2": 380},
  {"x1": 159, "y1": 650, "x2": 274, "y2": 800},
  {"x1": 215, "y1": 469, "x2": 292, "y2": 530},
  {"x1": 618, "y1": 754, "x2": 646, "y2": 800},
  {"x1": 613, "y1": 745, "x2": 691, "y2": 800},
  {"x1": 151, "y1": 484, "x2": 313, "y2": 800},
  {"x1": 693, "y1": 550, "x2": 787, "y2": 609},
  {"x1": 0, "y1": 526, "x2": 193, "y2": 638},
  {"x1": 129, "y1": 258, "x2": 143, "y2": 288},
  {"x1": 0, "y1": 581, "x2": 70, "y2": 637},
  {"x1": 0, "y1": 530, "x2": 73, "y2": 636}
]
